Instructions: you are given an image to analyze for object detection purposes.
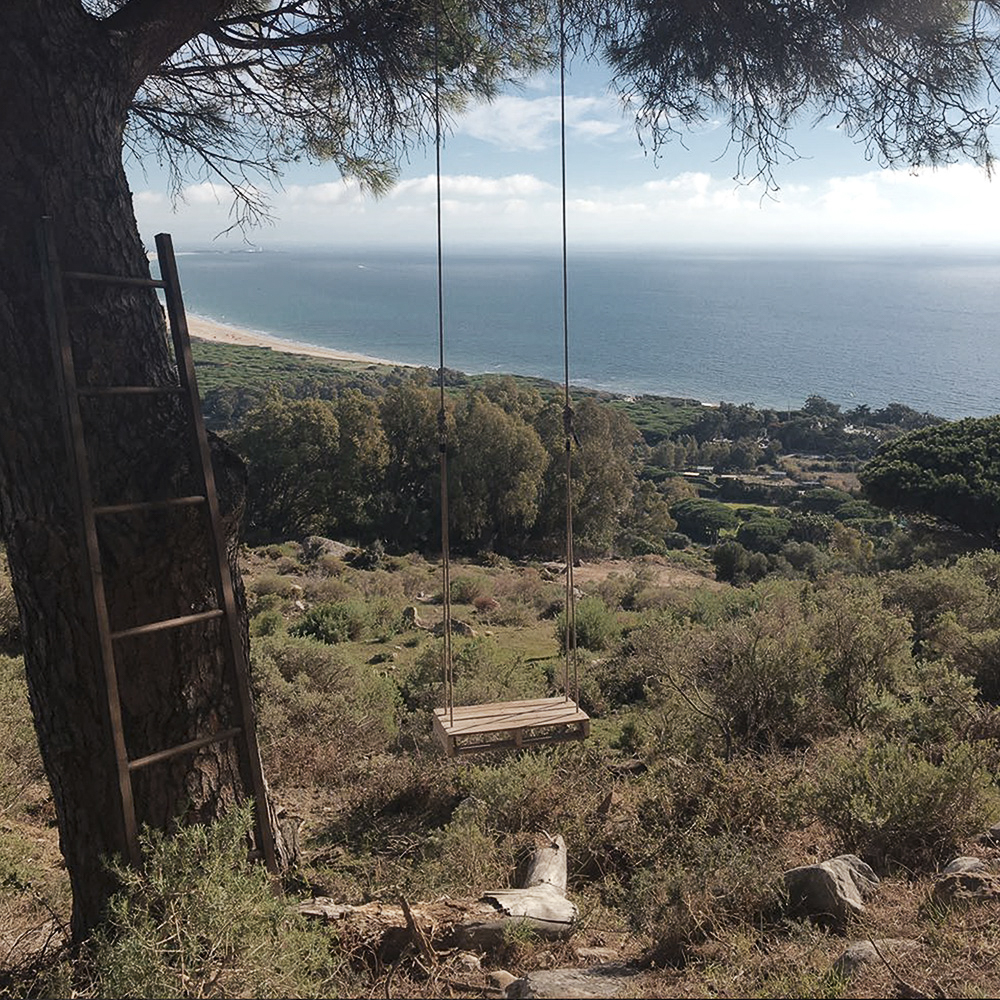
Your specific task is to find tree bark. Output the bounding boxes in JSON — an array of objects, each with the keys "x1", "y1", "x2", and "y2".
[{"x1": 0, "y1": 1, "x2": 273, "y2": 938}]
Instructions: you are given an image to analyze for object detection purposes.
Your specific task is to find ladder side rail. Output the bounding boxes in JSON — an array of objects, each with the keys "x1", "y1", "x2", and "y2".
[
  {"x1": 154, "y1": 232, "x2": 278, "y2": 876},
  {"x1": 37, "y1": 218, "x2": 141, "y2": 866}
]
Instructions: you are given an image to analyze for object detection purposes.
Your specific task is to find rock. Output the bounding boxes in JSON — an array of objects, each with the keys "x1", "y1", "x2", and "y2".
[
  {"x1": 784, "y1": 854, "x2": 879, "y2": 925},
  {"x1": 931, "y1": 870, "x2": 1000, "y2": 907},
  {"x1": 505, "y1": 964, "x2": 638, "y2": 999},
  {"x1": 942, "y1": 856, "x2": 988, "y2": 875},
  {"x1": 452, "y1": 951, "x2": 482, "y2": 972},
  {"x1": 489, "y1": 970, "x2": 518, "y2": 990},
  {"x1": 402, "y1": 605, "x2": 425, "y2": 628},
  {"x1": 302, "y1": 535, "x2": 354, "y2": 560},
  {"x1": 833, "y1": 938, "x2": 921, "y2": 978}
]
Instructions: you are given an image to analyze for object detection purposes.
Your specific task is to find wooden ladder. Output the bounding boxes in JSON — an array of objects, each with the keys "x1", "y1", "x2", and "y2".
[{"x1": 37, "y1": 218, "x2": 277, "y2": 873}]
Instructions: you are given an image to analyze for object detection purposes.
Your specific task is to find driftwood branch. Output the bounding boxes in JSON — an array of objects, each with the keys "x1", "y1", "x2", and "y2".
[{"x1": 298, "y1": 834, "x2": 577, "y2": 960}]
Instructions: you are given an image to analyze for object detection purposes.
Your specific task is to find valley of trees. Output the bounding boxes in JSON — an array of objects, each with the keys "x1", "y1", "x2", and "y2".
[{"x1": 196, "y1": 346, "x2": 951, "y2": 582}]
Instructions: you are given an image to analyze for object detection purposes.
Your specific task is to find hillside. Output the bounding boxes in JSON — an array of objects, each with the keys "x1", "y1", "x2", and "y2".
[{"x1": 4, "y1": 536, "x2": 1000, "y2": 998}]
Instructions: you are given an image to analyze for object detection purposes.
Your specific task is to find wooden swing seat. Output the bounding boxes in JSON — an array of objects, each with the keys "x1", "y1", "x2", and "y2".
[{"x1": 433, "y1": 696, "x2": 590, "y2": 757}]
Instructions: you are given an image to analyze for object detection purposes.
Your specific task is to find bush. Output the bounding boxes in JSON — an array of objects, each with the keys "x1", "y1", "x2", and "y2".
[
  {"x1": 557, "y1": 595, "x2": 620, "y2": 652},
  {"x1": 251, "y1": 635, "x2": 400, "y2": 782},
  {"x1": 812, "y1": 740, "x2": 996, "y2": 871},
  {"x1": 402, "y1": 637, "x2": 547, "y2": 711},
  {"x1": 86, "y1": 806, "x2": 348, "y2": 999},
  {"x1": 290, "y1": 600, "x2": 373, "y2": 643},
  {"x1": 250, "y1": 608, "x2": 285, "y2": 637},
  {"x1": 450, "y1": 573, "x2": 490, "y2": 605},
  {"x1": 662, "y1": 531, "x2": 691, "y2": 550}
]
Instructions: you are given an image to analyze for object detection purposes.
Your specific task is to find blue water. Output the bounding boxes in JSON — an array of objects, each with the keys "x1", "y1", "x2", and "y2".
[{"x1": 171, "y1": 245, "x2": 1000, "y2": 419}]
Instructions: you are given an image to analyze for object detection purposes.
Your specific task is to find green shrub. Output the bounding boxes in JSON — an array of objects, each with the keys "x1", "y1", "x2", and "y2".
[
  {"x1": 642, "y1": 586, "x2": 831, "y2": 754},
  {"x1": 812, "y1": 740, "x2": 996, "y2": 871},
  {"x1": 402, "y1": 637, "x2": 547, "y2": 711},
  {"x1": 662, "y1": 531, "x2": 691, "y2": 550},
  {"x1": 557, "y1": 595, "x2": 620, "y2": 652},
  {"x1": 290, "y1": 600, "x2": 373, "y2": 643},
  {"x1": 250, "y1": 608, "x2": 285, "y2": 637},
  {"x1": 252, "y1": 573, "x2": 299, "y2": 599},
  {"x1": 87, "y1": 806, "x2": 349, "y2": 999},
  {"x1": 450, "y1": 573, "x2": 490, "y2": 605},
  {"x1": 251, "y1": 635, "x2": 399, "y2": 782}
]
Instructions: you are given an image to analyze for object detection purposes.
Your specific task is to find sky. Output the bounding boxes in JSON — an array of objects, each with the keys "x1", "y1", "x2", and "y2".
[{"x1": 128, "y1": 57, "x2": 1000, "y2": 251}]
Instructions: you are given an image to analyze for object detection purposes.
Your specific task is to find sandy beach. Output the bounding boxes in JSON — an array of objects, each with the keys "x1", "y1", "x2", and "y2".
[{"x1": 186, "y1": 314, "x2": 414, "y2": 369}]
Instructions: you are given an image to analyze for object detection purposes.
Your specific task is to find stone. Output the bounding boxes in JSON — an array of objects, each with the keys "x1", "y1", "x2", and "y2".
[
  {"x1": 784, "y1": 854, "x2": 879, "y2": 925},
  {"x1": 402, "y1": 605, "x2": 424, "y2": 628},
  {"x1": 453, "y1": 951, "x2": 482, "y2": 972},
  {"x1": 302, "y1": 535, "x2": 354, "y2": 560},
  {"x1": 833, "y1": 938, "x2": 921, "y2": 978},
  {"x1": 489, "y1": 970, "x2": 518, "y2": 990},
  {"x1": 504, "y1": 964, "x2": 638, "y2": 999},
  {"x1": 941, "y1": 856, "x2": 988, "y2": 875},
  {"x1": 981, "y1": 821, "x2": 1000, "y2": 845},
  {"x1": 932, "y1": 870, "x2": 1000, "y2": 907}
]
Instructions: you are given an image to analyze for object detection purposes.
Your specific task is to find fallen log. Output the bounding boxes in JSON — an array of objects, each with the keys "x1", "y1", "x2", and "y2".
[{"x1": 298, "y1": 833, "x2": 577, "y2": 961}]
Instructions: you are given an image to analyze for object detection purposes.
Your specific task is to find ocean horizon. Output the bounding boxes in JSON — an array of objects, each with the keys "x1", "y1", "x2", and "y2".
[{"x1": 168, "y1": 244, "x2": 1000, "y2": 420}]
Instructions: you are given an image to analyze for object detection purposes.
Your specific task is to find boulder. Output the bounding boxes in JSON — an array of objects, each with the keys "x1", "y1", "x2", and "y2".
[
  {"x1": 402, "y1": 605, "x2": 425, "y2": 628},
  {"x1": 942, "y1": 856, "x2": 988, "y2": 876},
  {"x1": 505, "y1": 964, "x2": 638, "y2": 999},
  {"x1": 302, "y1": 535, "x2": 354, "y2": 560},
  {"x1": 832, "y1": 938, "x2": 921, "y2": 978},
  {"x1": 931, "y1": 870, "x2": 1000, "y2": 907},
  {"x1": 784, "y1": 854, "x2": 879, "y2": 925}
]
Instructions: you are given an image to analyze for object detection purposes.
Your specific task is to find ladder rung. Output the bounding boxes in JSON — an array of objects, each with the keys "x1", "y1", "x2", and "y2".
[
  {"x1": 111, "y1": 609, "x2": 224, "y2": 640},
  {"x1": 95, "y1": 496, "x2": 207, "y2": 516},
  {"x1": 128, "y1": 727, "x2": 242, "y2": 772},
  {"x1": 64, "y1": 270, "x2": 166, "y2": 289},
  {"x1": 77, "y1": 385, "x2": 184, "y2": 397}
]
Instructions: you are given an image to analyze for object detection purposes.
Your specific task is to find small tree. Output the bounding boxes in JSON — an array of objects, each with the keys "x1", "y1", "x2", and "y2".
[
  {"x1": 229, "y1": 392, "x2": 340, "y2": 543},
  {"x1": 861, "y1": 416, "x2": 1000, "y2": 542}
]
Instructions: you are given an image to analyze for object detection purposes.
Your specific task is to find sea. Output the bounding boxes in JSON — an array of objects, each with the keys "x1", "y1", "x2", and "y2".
[{"x1": 170, "y1": 245, "x2": 1000, "y2": 420}]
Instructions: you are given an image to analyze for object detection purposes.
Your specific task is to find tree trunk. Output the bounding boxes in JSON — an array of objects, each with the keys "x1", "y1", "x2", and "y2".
[{"x1": 0, "y1": 2, "x2": 273, "y2": 938}]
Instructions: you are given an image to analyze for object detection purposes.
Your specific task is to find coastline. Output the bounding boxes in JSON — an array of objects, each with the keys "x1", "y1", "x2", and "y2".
[{"x1": 186, "y1": 314, "x2": 415, "y2": 369}]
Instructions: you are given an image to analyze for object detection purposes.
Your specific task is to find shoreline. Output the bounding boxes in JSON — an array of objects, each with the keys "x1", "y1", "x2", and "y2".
[{"x1": 186, "y1": 314, "x2": 416, "y2": 369}]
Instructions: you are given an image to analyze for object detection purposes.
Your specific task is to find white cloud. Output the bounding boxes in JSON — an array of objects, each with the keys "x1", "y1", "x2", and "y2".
[
  {"x1": 285, "y1": 179, "x2": 364, "y2": 205},
  {"x1": 391, "y1": 173, "x2": 552, "y2": 199},
  {"x1": 180, "y1": 182, "x2": 230, "y2": 205},
  {"x1": 130, "y1": 161, "x2": 1000, "y2": 249},
  {"x1": 455, "y1": 95, "x2": 624, "y2": 151}
]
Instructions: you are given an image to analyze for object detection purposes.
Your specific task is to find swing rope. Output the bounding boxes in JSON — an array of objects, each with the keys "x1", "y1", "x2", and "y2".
[
  {"x1": 435, "y1": 1, "x2": 579, "y2": 724},
  {"x1": 558, "y1": 0, "x2": 579, "y2": 706},
  {"x1": 434, "y1": 19, "x2": 454, "y2": 726}
]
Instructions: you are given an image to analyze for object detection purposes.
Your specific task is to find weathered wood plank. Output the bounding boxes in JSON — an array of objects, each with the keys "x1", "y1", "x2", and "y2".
[{"x1": 433, "y1": 697, "x2": 590, "y2": 756}]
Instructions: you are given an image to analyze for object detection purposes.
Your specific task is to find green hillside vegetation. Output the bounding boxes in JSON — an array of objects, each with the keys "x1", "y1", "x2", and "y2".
[{"x1": 6, "y1": 363, "x2": 1000, "y2": 995}]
